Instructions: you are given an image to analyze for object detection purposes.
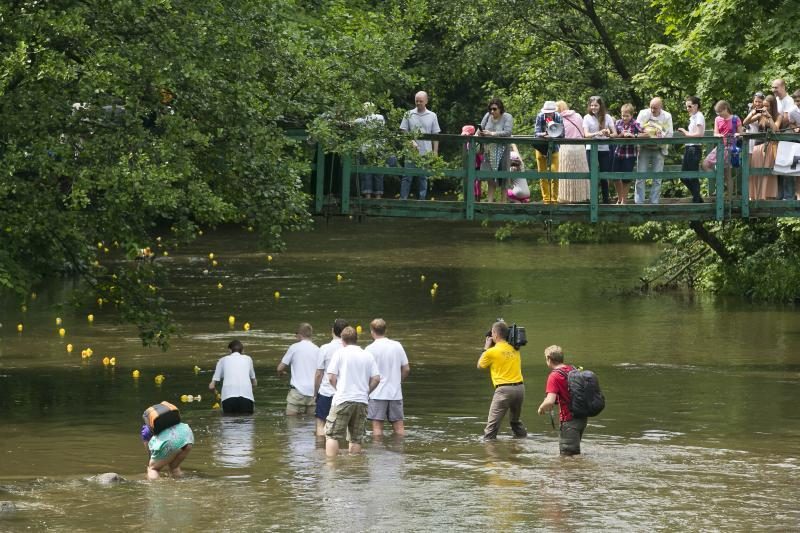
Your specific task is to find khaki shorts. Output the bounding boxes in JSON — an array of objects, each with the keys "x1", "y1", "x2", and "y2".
[
  {"x1": 286, "y1": 388, "x2": 315, "y2": 415},
  {"x1": 325, "y1": 401, "x2": 368, "y2": 444}
]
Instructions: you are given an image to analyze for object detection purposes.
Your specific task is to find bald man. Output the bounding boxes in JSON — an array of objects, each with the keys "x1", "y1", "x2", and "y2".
[
  {"x1": 635, "y1": 97, "x2": 673, "y2": 204},
  {"x1": 399, "y1": 91, "x2": 441, "y2": 200},
  {"x1": 771, "y1": 79, "x2": 798, "y2": 200}
]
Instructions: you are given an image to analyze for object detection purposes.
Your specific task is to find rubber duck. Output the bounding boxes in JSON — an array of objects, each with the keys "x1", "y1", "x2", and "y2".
[
  {"x1": 356, "y1": 325, "x2": 362, "y2": 334},
  {"x1": 56, "y1": 317, "x2": 62, "y2": 326},
  {"x1": 132, "y1": 369, "x2": 140, "y2": 378},
  {"x1": 58, "y1": 328, "x2": 66, "y2": 337},
  {"x1": 336, "y1": 274, "x2": 343, "y2": 281},
  {"x1": 267, "y1": 255, "x2": 273, "y2": 262},
  {"x1": 228, "y1": 315, "x2": 235, "y2": 327},
  {"x1": 110, "y1": 357, "x2": 116, "y2": 366},
  {"x1": 16, "y1": 323, "x2": 23, "y2": 333},
  {"x1": 243, "y1": 322, "x2": 251, "y2": 331},
  {"x1": 420, "y1": 275, "x2": 426, "y2": 281},
  {"x1": 274, "y1": 291, "x2": 280, "y2": 299},
  {"x1": 66, "y1": 343, "x2": 73, "y2": 353},
  {"x1": 102, "y1": 357, "x2": 110, "y2": 366},
  {"x1": 193, "y1": 365, "x2": 201, "y2": 374},
  {"x1": 154, "y1": 374, "x2": 165, "y2": 385},
  {"x1": 87, "y1": 314, "x2": 94, "y2": 323},
  {"x1": 208, "y1": 253, "x2": 215, "y2": 260},
  {"x1": 217, "y1": 282, "x2": 223, "y2": 289}
]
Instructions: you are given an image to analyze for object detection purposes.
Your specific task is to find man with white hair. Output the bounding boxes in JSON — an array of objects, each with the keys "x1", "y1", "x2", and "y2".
[
  {"x1": 771, "y1": 79, "x2": 798, "y2": 200},
  {"x1": 399, "y1": 91, "x2": 441, "y2": 200},
  {"x1": 635, "y1": 97, "x2": 673, "y2": 204}
]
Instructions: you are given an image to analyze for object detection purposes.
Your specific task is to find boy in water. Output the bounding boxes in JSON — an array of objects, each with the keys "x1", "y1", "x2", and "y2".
[{"x1": 141, "y1": 406, "x2": 194, "y2": 480}]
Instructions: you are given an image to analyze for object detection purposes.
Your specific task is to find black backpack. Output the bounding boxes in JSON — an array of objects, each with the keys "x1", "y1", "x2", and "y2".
[{"x1": 556, "y1": 367, "x2": 605, "y2": 418}]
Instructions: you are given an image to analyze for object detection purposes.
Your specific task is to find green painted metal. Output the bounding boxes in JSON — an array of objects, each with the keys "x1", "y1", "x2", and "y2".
[{"x1": 312, "y1": 132, "x2": 800, "y2": 223}]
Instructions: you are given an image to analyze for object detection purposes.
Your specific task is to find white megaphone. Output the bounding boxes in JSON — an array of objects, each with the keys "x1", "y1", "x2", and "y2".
[{"x1": 546, "y1": 121, "x2": 564, "y2": 138}]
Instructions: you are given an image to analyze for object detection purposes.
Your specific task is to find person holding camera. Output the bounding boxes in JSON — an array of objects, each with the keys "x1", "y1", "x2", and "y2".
[
  {"x1": 743, "y1": 92, "x2": 779, "y2": 200},
  {"x1": 476, "y1": 321, "x2": 527, "y2": 440}
]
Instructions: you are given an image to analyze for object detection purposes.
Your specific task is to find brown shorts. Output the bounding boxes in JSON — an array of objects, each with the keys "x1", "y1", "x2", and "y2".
[
  {"x1": 325, "y1": 401, "x2": 368, "y2": 444},
  {"x1": 286, "y1": 388, "x2": 315, "y2": 415}
]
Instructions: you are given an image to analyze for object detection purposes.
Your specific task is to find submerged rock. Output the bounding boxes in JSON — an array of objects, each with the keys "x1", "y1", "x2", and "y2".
[
  {"x1": 0, "y1": 501, "x2": 16, "y2": 513},
  {"x1": 89, "y1": 473, "x2": 126, "y2": 485}
]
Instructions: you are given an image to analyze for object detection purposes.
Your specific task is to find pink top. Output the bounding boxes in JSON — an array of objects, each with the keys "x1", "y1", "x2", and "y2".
[
  {"x1": 715, "y1": 115, "x2": 739, "y2": 147},
  {"x1": 560, "y1": 110, "x2": 584, "y2": 139}
]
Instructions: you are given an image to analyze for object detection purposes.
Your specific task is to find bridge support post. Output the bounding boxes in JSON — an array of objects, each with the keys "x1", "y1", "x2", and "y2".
[
  {"x1": 341, "y1": 153, "x2": 351, "y2": 215},
  {"x1": 315, "y1": 143, "x2": 325, "y2": 214},
  {"x1": 465, "y1": 138, "x2": 476, "y2": 220},
  {"x1": 715, "y1": 139, "x2": 724, "y2": 220},
  {"x1": 740, "y1": 144, "x2": 750, "y2": 218},
  {"x1": 590, "y1": 143, "x2": 599, "y2": 223}
]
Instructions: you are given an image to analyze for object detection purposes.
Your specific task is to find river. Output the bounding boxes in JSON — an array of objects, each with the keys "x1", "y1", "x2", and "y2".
[{"x1": 1, "y1": 219, "x2": 798, "y2": 531}]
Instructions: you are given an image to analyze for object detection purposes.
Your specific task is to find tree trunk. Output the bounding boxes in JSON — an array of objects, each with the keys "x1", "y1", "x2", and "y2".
[{"x1": 689, "y1": 221, "x2": 735, "y2": 265}]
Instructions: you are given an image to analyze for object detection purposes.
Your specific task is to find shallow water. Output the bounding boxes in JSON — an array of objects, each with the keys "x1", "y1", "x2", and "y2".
[{"x1": 1, "y1": 219, "x2": 799, "y2": 531}]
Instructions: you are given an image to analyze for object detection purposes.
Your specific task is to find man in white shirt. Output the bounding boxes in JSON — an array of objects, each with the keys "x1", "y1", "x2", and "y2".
[
  {"x1": 209, "y1": 339, "x2": 257, "y2": 414},
  {"x1": 366, "y1": 318, "x2": 410, "y2": 438},
  {"x1": 313, "y1": 318, "x2": 348, "y2": 436},
  {"x1": 399, "y1": 91, "x2": 441, "y2": 200},
  {"x1": 277, "y1": 323, "x2": 319, "y2": 416},
  {"x1": 635, "y1": 97, "x2": 673, "y2": 204},
  {"x1": 325, "y1": 327, "x2": 380, "y2": 457},
  {"x1": 772, "y1": 79, "x2": 798, "y2": 200}
]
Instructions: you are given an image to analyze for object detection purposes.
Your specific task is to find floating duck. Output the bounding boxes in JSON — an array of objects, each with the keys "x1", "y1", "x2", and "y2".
[
  {"x1": 97, "y1": 297, "x2": 104, "y2": 306},
  {"x1": 110, "y1": 357, "x2": 116, "y2": 366},
  {"x1": 217, "y1": 282, "x2": 223, "y2": 289},
  {"x1": 16, "y1": 323, "x2": 23, "y2": 333},
  {"x1": 154, "y1": 374, "x2": 165, "y2": 385},
  {"x1": 336, "y1": 274, "x2": 343, "y2": 282},
  {"x1": 420, "y1": 275, "x2": 426, "y2": 281},
  {"x1": 87, "y1": 314, "x2": 94, "y2": 323},
  {"x1": 180, "y1": 394, "x2": 188, "y2": 403},
  {"x1": 132, "y1": 369, "x2": 140, "y2": 378},
  {"x1": 21, "y1": 304, "x2": 27, "y2": 313},
  {"x1": 215, "y1": 392, "x2": 221, "y2": 401},
  {"x1": 66, "y1": 343, "x2": 74, "y2": 353},
  {"x1": 433, "y1": 283, "x2": 439, "y2": 289},
  {"x1": 273, "y1": 291, "x2": 280, "y2": 299},
  {"x1": 193, "y1": 365, "x2": 201, "y2": 374},
  {"x1": 97, "y1": 242, "x2": 103, "y2": 249},
  {"x1": 103, "y1": 356, "x2": 110, "y2": 366},
  {"x1": 267, "y1": 255, "x2": 273, "y2": 262},
  {"x1": 212, "y1": 402, "x2": 220, "y2": 409},
  {"x1": 162, "y1": 251, "x2": 168, "y2": 257},
  {"x1": 56, "y1": 317, "x2": 62, "y2": 326},
  {"x1": 30, "y1": 292, "x2": 37, "y2": 300},
  {"x1": 198, "y1": 230, "x2": 204, "y2": 236},
  {"x1": 356, "y1": 325, "x2": 363, "y2": 334},
  {"x1": 208, "y1": 253, "x2": 215, "y2": 260},
  {"x1": 430, "y1": 288, "x2": 436, "y2": 296},
  {"x1": 243, "y1": 322, "x2": 251, "y2": 331},
  {"x1": 228, "y1": 315, "x2": 236, "y2": 327},
  {"x1": 212, "y1": 260, "x2": 218, "y2": 267},
  {"x1": 58, "y1": 328, "x2": 66, "y2": 338}
]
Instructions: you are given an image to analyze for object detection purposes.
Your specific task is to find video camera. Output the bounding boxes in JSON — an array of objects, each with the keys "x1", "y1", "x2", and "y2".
[{"x1": 485, "y1": 319, "x2": 528, "y2": 350}]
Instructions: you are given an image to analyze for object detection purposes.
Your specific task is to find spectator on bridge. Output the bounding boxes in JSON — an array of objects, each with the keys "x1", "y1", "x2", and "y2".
[
  {"x1": 354, "y1": 102, "x2": 386, "y2": 199},
  {"x1": 478, "y1": 98, "x2": 514, "y2": 203},
  {"x1": 612, "y1": 104, "x2": 644, "y2": 205},
  {"x1": 555, "y1": 100, "x2": 589, "y2": 203},
  {"x1": 506, "y1": 146, "x2": 531, "y2": 203},
  {"x1": 771, "y1": 80, "x2": 796, "y2": 199},
  {"x1": 677, "y1": 96, "x2": 705, "y2": 203},
  {"x1": 400, "y1": 91, "x2": 441, "y2": 200},
  {"x1": 790, "y1": 90, "x2": 800, "y2": 132},
  {"x1": 534, "y1": 100, "x2": 563, "y2": 204},
  {"x1": 747, "y1": 95, "x2": 781, "y2": 200},
  {"x1": 635, "y1": 97, "x2": 673, "y2": 204},
  {"x1": 583, "y1": 96, "x2": 617, "y2": 204},
  {"x1": 461, "y1": 125, "x2": 484, "y2": 201},
  {"x1": 744, "y1": 92, "x2": 776, "y2": 200},
  {"x1": 701, "y1": 100, "x2": 743, "y2": 198}
]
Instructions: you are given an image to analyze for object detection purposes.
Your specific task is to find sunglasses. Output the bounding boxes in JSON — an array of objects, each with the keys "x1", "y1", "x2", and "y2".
[
  {"x1": 489, "y1": 107, "x2": 499, "y2": 111},
  {"x1": 754, "y1": 92, "x2": 765, "y2": 98}
]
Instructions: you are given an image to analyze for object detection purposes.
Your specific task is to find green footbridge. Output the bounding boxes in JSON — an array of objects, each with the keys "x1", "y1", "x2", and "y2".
[{"x1": 310, "y1": 133, "x2": 800, "y2": 223}]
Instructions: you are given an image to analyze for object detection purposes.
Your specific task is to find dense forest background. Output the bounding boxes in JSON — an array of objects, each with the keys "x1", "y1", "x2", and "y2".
[{"x1": 1, "y1": 0, "x2": 798, "y2": 346}]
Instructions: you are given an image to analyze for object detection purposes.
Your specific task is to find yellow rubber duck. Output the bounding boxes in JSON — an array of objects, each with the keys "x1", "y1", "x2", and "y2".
[
  {"x1": 66, "y1": 344, "x2": 73, "y2": 353},
  {"x1": 102, "y1": 357, "x2": 110, "y2": 366},
  {"x1": 56, "y1": 317, "x2": 62, "y2": 326},
  {"x1": 228, "y1": 315, "x2": 236, "y2": 327},
  {"x1": 193, "y1": 365, "x2": 201, "y2": 374},
  {"x1": 212, "y1": 402, "x2": 220, "y2": 409},
  {"x1": 243, "y1": 322, "x2": 251, "y2": 331},
  {"x1": 273, "y1": 291, "x2": 280, "y2": 299},
  {"x1": 208, "y1": 252, "x2": 215, "y2": 260},
  {"x1": 420, "y1": 275, "x2": 426, "y2": 281},
  {"x1": 336, "y1": 274, "x2": 343, "y2": 281},
  {"x1": 217, "y1": 282, "x2": 223, "y2": 289},
  {"x1": 132, "y1": 369, "x2": 140, "y2": 378},
  {"x1": 110, "y1": 357, "x2": 116, "y2": 366},
  {"x1": 180, "y1": 394, "x2": 189, "y2": 403},
  {"x1": 356, "y1": 325, "x2": 362, "y2": 334},
  {"x1": 16, "y1": 323, "x2": 23, "y2": 333},
  {"x1": 267, "y1": 255, "x2": 273, "y2": 262},
  {"x1": 58, "y1": 328, "x2": 66, "y2": 338},
  {"x1": 87, "y1": 314, "x2": 94, "y2": 323},
  {"x1": 154, "y1": 374, "x2": 165, "y2": 385}
]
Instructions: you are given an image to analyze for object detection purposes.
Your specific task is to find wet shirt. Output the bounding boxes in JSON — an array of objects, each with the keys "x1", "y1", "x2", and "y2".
[
  {"x1": 366, "y1": 337, "x2": 409, "y2": 401},
  {"x1": 477, "y1": 341, "x2": 523, "y2": 387},
  {"x1": 546, "y1": 364, "x2": 575, "y2": 422},
  {"x1": 316, "y1": 338, "x2": 344, "y2": 397},
  {"x1": 212, "y1": 352, "x2": 256, "y2": 402},
  {"x1": 280, "y1": 339, "x2": 320, "y2": 397}
]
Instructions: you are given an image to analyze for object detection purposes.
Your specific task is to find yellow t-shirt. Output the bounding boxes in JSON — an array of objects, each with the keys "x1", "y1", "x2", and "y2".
[{"x1": 478, "y1": 341, "x2": 523, "y2": 387}]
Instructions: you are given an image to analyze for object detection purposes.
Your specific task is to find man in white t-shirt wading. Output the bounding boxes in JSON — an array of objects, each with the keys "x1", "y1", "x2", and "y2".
[
  {"x1": 366, "y1": 318, "x2": 410, "y2": 438},
  {"x1": 313, "y1": 318, "x2": 348, "y2": 437},
  {"x1": 277, "y1": 323, "x2": 320, "y2": 416},
  {"x1": 325, "y1": 327, "x2": 380, "y2": 457},
  {"x1": 209, "y1": 339, "x2": 257, "y2": 414}
]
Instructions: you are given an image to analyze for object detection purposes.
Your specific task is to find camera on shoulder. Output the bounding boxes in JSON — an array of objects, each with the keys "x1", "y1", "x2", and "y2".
[{"x1": 485, "y1": 318, "x2": 527, "y2": 349}]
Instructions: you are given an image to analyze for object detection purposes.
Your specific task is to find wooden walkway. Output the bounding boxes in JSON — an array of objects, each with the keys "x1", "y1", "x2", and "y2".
[{"x1": 312, "y1": 133, "x2": 800, "y2": 223}]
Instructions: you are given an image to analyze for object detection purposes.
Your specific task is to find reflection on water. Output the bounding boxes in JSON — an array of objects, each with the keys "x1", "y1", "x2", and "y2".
[
  {"x1": 1, "y1": 219, "x2": 800, "y2": 530},
  {"x1": 213, "y1": 416, "x2": 256, "y2": 469}
]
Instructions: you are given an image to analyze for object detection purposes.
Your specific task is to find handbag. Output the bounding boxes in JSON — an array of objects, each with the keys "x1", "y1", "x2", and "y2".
[{"x1": 729, "y1": 116, "x2": 742, "y2": 168}]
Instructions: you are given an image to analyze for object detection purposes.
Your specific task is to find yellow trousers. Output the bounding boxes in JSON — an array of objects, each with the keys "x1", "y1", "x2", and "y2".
[{"x1": 536, "y1": 151, "x2": 559, "y2": 203}]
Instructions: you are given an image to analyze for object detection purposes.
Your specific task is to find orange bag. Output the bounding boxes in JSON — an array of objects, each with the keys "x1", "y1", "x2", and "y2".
[{"x1": 142, "y1": 401, "x2": 181, "y2": 434}]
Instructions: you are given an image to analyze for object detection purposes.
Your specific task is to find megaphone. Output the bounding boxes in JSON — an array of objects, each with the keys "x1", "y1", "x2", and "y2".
[{"x1": 546, "y1": 121, "x2": 564, "y2": 138}]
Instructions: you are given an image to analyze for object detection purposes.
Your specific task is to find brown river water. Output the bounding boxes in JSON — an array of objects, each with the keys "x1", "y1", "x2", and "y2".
[{"x1": 1, "y1": 218, "x2": 798, "y2": 531}]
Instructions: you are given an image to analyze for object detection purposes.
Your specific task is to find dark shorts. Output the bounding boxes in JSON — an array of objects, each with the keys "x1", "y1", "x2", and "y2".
[
  {"x1": 560, "y1": 417, "x2": 588, "y2": 455},
  {"x1": 315, "y1": 394, "x2": 333, "y2": 420},
  {"x1": 222, "y1": 396, "x2": 254, "y2": 414}
]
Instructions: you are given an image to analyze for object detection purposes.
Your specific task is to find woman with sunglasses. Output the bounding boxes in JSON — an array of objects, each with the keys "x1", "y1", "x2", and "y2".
[{"x1": 478, "y1": 98, "x2": 514, "y2": 203}]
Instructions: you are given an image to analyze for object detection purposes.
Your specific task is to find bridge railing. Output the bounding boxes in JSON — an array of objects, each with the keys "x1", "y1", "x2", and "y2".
[{"x1": 313, "y1": 132, "x2": 800, "y2": 222}]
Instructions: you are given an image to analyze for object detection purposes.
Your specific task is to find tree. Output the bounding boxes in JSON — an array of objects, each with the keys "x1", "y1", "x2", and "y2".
[{"x1": 0, "y1": 0, "x2": 414, "y2": 347}]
